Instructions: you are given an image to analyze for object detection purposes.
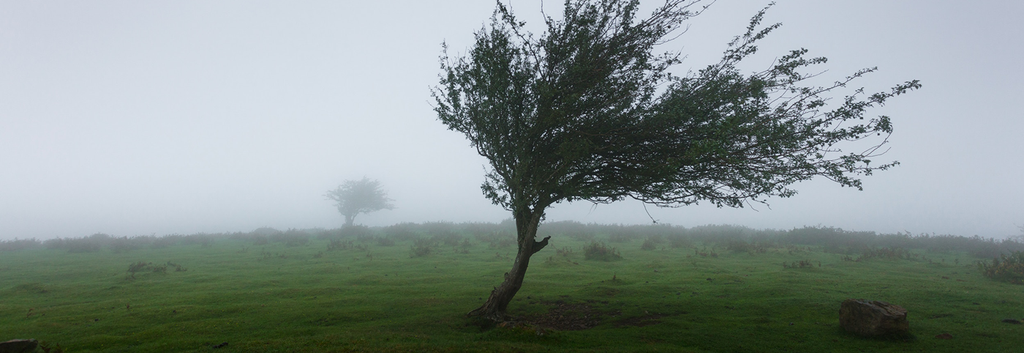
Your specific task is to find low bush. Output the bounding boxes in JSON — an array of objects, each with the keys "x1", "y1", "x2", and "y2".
[
  {"x1": 382, "y1": 223, "x2": 419, "y2": 242},
  {"x1": 668, "y1": 235, "x2": 692, "y2": 249},
  {"x1": 376, "y1": 236, "x2": 396, "y2": 246},
  {"x1": 327, "y1": 239, "x2": 365, "y2": 251},
  {"x1": 477, "y1": 231, "x2": 515, "y2": 249},
  {"x1": 432, "y1": 232, "x2": 462, "y2": 247},
  {"x1": 846, "y1": 247, "x2": 917, "y2": 261},
  {"x1": 338, "y1": 225, "x2": 374, "y2": 239},
  {"x1": 556, "y1": 247, "x2": 573, "y2": 257},
  {"x1": 978, "y1": 251, "x2": 1024, "y2": 284},
  {"x1": 783, "y1": 260, "x2": 818, "y2": 269},
  {"x1": 694, "y1": 247, "x2": 718, "y2": 258},
  {"x1": 45, "y1": 234, "x2": 110, "y2": 253},
  {"x1": 607, "y1": 232, "x2": 633, "y2": 243},
  {"x1": 126, "y1": 261, "x2": 184, "y2": 280},
  {"x1": 111, "y1": 236, "x2": 154, "y2": 253},
  {"x1": 410, "y1": 238, "x2": 434, "y2": 258},
  {"x1": 0, "y1": 238, "x2": 40, "y2": 252},
  {"x1": 640, "y1": 237, "x2": 659, "y2": 251},
  {"x1": 150, "y1": 264, "x2": 168, "y2": 273},
  {"x1": 182, "y1": 234, "x2": 214, "y2": 247},
  {"x1": 584, "y1": 241, "x2": 621, "y2": 261},
  {"x1": 166, "y1": 261, "x2": 187, "y2": 272},
  {"x1": 126, "y1": 261, "x2": 150, "y2": 279},
  {"x1": 455, "y1": 239, "x2": 472, "y2": 254},
  {"x1": 271, "y1": 230, "x2": 310, "y2": 246},
  {"x1": 726, "y1": 240, "x2": 767, "y2": 254}
]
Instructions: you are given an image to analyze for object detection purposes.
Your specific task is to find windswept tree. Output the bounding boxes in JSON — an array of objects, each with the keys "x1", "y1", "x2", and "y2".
[
  {"x1": 433, "y1": 0, "x2": 919, "y2": 321},
  {"x1": 324, "y1": 178, "x2": 394, "y2": 227}
]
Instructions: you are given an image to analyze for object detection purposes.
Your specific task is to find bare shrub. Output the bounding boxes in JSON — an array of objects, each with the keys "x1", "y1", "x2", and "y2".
[
  {"x1": 150, "y1": 264, "x2": 168, "y2": 273},
  {"x1": 126, "y1": 261, "x2": 150, "y2": 279}
]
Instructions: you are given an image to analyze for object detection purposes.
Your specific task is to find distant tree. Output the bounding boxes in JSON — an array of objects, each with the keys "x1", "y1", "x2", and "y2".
[
  {"x1": 324, "y1": 178, "x2": 394, "y2": 227},
  {"x1": 433, "y1": 0, "x2": 919, "y2": 320}
]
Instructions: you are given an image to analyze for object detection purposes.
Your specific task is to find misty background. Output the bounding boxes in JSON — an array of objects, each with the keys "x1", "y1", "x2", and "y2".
[{"x1": 1, "y1": 0, "x2": 1021, "y2": 240}]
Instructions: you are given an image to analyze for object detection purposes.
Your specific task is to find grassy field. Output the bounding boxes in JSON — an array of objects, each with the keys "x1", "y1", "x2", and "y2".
[{"x1": 1, "y1": 224, "x2": 1023, "y2": 352}]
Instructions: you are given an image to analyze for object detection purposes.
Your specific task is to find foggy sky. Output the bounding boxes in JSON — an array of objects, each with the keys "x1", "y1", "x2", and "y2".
[{"x1": 2, "y1": 1, "x2": 1022, "y2": 240}]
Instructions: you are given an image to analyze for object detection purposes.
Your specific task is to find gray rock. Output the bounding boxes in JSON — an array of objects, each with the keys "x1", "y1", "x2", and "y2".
[
  {"x1": 839, "y1": 299, "x2": 910, "y2": 337},
  {"x1": 0, "y1": 339, "x2": 38, "y2": 353}
]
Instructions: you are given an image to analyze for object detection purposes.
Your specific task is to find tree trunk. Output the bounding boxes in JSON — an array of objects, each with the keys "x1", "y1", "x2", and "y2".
[
  {"x1": 344, "y1": 214, "x2": 355, "y2": 227},
  {"x1": 468, "y1": 208, "x2": 550, "y2": 321}
]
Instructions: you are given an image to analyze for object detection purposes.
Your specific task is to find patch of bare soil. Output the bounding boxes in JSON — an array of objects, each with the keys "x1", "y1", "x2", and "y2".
[
  {"x1": 523, "y1": 300, "x2": 605, "y2": 331},
  {"x1": 514, "y1": 300, "x2": 678, "y2": 331}
]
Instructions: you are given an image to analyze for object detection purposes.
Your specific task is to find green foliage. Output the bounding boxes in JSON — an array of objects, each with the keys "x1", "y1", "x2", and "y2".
[
  {"x1": 434, "y1": 0, "x2": 918, "y2": 214},
  {"x1": 978, "y1": 251, "x2": 1024, "y2": 284},
  {"x1": 583, "y1": 241, "x2": 621, "y2": 261},
  {"x1": 324, "y1": 178, "x2": 394, "y2": 227}
]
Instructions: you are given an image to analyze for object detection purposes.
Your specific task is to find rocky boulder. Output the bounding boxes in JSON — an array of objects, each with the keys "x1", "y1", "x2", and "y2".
[
  {"x1": 839, "y1": 299, "x2": 910, "y2": 337},
  {"x1": 0, "y1": 339, "x2": 38, "y2": 353}
]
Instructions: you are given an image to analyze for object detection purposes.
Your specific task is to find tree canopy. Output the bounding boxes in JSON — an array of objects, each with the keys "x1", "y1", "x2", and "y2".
[
  {"x1": 324, "y1": 178, "x2": 394, "y2": 227},
  {"x1": 433, "y1": 0, "x2": 919, "y2": 320}
]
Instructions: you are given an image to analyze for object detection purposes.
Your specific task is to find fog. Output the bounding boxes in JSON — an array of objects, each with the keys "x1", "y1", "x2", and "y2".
[{"x1": 2, "y1": 0, "x2": 1022, "y2": 241}]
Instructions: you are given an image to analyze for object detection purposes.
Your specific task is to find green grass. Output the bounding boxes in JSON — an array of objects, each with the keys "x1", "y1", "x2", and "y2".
[{"x1": 2, "y1": 232, "x2": 1023, "y2": 352}]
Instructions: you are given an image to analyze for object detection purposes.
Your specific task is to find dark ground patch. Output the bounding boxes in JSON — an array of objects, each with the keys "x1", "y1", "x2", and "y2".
[
  {"x1": 522, "y1": 300, "x2": 605, "y2": 331},
  {"x1": 518, "y1": 300, "x2": 675, "y2": 330}
]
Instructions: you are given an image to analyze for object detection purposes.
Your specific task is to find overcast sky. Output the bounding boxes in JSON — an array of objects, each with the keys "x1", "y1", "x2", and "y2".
[{"x1": 2, "y1": 0, "x2": 1021, "y2": 240}]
